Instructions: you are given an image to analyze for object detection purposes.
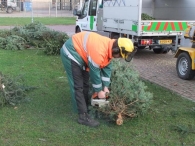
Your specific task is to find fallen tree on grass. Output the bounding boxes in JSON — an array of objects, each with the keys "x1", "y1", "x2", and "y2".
[
  {"x1": 90, "y1": 60, "x2": 153, "y2": 125},
  {"x1": 0, "y1": 22, "x2": 69, "y2": 55}
]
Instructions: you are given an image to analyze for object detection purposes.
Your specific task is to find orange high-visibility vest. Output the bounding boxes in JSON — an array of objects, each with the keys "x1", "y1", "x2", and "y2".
[{"x1": 72, "y1": 31, "x2": 115, "y2": 69}]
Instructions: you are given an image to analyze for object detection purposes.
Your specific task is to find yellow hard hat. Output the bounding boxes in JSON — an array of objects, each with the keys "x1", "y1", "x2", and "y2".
[{"x1": 118, "y1": 38, "x2": 136, "y2": 62}]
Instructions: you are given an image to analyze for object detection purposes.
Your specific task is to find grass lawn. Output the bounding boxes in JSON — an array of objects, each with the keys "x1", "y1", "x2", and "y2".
[
  {"x1": 0, "y1": 17, "x2": 76, "y2": 26},
  {"x1": 0, "y1": 49, "x2": 195, "y2": 146}
]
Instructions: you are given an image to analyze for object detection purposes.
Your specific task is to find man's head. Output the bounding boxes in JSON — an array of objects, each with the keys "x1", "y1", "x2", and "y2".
[{"x1": 112, "y1": 38, "x2": 136, "y2": 62}]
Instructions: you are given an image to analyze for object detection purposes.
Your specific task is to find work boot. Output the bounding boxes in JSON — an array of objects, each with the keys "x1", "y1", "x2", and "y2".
[{"x1": 78, "y1": 113, "x2": 100, "y2": 127}]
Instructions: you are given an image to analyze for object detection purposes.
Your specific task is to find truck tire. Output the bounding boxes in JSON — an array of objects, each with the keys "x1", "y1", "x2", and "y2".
[
  {"x1": 162, "y1": 50, "x2": 169, "y2": 54},
  {"x1": 109, "y1": 32, "x2": 119, "y2": 39},
  {"x1": 176, "y1": 52, "x2": 195, "y2": 80},
  {"x1": 76, "y1": 27, "x2": 81, "y2": 33},
  {"x1": 153, "y1": 48, "x2": 162, "y2": 54},
  {"x1": 138, "y1": 46, "x2": 146, "y2": 49},
  {"x1": 6, "y1": 7, "x2": 13, "y2": 13}
]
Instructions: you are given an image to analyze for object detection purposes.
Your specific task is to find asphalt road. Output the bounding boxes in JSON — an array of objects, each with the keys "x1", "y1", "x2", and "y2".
[{"x1": 1, "y1": 25, "x2": 195, "y2": 101}]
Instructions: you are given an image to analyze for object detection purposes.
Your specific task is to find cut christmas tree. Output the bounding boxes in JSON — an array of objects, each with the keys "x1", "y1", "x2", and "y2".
[
  {"x1": 91, "y1": 59, "x2": 153, "y2": 125},
  {"x1": 0, "y1": 72, "x2": 36, "y2": 107}
]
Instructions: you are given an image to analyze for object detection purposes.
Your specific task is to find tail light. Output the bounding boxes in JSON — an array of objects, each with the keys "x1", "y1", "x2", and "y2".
[{"x1": 141, "y1": 39, "x2": 152, "y2": 45}]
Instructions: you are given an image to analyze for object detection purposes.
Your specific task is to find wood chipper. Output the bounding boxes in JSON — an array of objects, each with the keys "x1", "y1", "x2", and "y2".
[{"x1": 174, "y1": 25, "x2": 195, "y2": 80}]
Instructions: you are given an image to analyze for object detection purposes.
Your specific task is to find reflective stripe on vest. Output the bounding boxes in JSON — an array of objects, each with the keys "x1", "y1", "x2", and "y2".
[
  {"x1": 101, "y1": 77, "x2": 110, "y2": 82},
  {"x1": 62, "y1": 44, "x2": 81, "y2": 66},
  {"x1": 83, "y1": 32, "x2": 90, "y2": 52},
  {"x1": 83, "y1": 32, "x2": 102, "y2": 90},
  {"x1": 92, "y1": 83, "x2": 102, "y2": 88},
  {"x1": 83, "y1": 32, "x2": 100, "y2": 68}
]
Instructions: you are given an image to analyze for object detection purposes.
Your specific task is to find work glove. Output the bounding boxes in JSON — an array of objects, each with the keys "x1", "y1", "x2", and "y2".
[
  {"x1": 104, "y1": 86, "x2": 110, "y2": 93},
  {"x1": 98, "y1": 90, "x2": 106, "y2": 99}
]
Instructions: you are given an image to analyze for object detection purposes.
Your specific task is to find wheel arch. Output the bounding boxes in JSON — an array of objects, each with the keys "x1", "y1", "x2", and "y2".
[
  {"x1": 174, "y1": 49, "x2": 183, "y2": 58},
  {"x1": 6, "y1": 6, "x2": 13, "y2": 13},
  {"x1": 75, "y1": 25, "x2": 82, "y2": 33},
  {"x1": 7, "y1": 6, "x2": 13, "y2": 9}
]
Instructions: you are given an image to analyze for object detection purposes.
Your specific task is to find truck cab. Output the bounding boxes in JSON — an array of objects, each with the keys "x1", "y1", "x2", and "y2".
[{"x1": 74, "y1": 0, "x2": 102, "y2": 33}]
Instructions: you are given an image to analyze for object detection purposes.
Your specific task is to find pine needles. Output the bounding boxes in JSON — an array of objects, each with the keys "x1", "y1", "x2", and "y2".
[
  {"x1": 91, "y1": 60, "x2": 153, "y2": 125},
  {"x1": 142, "y1": 13, "x2": 155, "y2": 20},
  {"x1": 0, "y1": 72, "x2": 36, "y2": 107},
  {"x1": 0, "y1": 22, "x2": 69, "y2": 55}
]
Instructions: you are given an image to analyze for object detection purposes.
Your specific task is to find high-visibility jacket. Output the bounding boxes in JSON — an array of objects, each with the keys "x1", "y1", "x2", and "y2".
[{"x1": 62, "y1": 31, "x2": 115, "y2": 92}]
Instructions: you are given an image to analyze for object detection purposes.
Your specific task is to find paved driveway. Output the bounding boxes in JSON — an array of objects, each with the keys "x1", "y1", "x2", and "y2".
[
  {"x1": 1, "y1": 25, "x2": 195, "y2": 101},
  {"x1": 133, "y1": 49, "x2": 195, "y2": 101}
]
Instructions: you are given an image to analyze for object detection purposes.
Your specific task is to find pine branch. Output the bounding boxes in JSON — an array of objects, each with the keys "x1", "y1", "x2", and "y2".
[
  {"x1": 0, "y1": 72, "x2": 36, "y2": 107},
  {"x1": 90, "y1": 59, "x2": 153, "y2": 124}
]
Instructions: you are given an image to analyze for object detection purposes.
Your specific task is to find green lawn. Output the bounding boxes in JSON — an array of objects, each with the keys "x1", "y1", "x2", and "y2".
[
  {"x1": 0, "y1": 49, "x2": 195, "y2": 146},
  {"x1": 0, "y1": 17, "x2": 76, "y2": 26}
]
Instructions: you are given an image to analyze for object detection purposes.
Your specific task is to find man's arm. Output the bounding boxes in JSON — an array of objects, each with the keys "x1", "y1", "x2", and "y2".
[
  {"x1": 101, "y1": 62, "x2": 112, "y2": 88},
  {"x1": 88, "y1": 57, "x2": 102, "y2": 92}
]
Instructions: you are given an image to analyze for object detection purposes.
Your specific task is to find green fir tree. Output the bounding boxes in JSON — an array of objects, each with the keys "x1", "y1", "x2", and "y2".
[{"x1": 91, "y1": 59, "x2": 153, "y2": 125}]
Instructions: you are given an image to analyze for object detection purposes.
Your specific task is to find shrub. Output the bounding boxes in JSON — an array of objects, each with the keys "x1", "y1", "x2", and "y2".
[
  {"x1": 0, "y1": 22, "x2": 69, "y2": 55},
  {"x1": 142, "y1": 13, "x2": 155, "y2": 20}
]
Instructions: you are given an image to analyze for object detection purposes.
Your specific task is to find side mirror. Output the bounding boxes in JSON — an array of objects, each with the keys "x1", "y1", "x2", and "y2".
[
  {"x1": 73, "y1": 9, "x2": 81, "y2": 16},
  {"x1": 73, "y1": 9, "x2": 77, "y2": 15},
  {"x1": 73, "y1": 3, "x2": 81, "y2": 16}
]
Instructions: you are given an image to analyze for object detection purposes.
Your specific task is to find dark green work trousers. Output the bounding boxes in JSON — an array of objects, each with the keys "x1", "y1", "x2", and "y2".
[{"x1": 60, "y1": 48, "x2": 89, "y2": 114}]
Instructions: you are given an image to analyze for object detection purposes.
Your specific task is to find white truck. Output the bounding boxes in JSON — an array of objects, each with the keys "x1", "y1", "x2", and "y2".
[
  {"x1": 0, "y1": 0, "x2": 17, "y2": 13},
  {"x1": 73, "y1": 0, "x2": 195, "y2": 54}
]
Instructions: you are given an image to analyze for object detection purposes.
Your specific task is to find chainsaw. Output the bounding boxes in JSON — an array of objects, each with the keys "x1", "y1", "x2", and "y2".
[{"x1": 91, "y1": 92, "x2": 110, "y2": 107}]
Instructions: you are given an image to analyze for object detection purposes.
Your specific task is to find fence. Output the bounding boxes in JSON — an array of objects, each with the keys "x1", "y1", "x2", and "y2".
[{"x1": 0, "y1": 0, "x2": 81, "y2": 17}]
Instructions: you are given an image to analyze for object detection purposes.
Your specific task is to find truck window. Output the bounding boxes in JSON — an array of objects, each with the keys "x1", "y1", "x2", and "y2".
[
  {"x1": 81, "y1": 0, "x2": 89, "y2": 17},
  {"x1": 89, "y1": 0, "x2": 98, "y2": 16},
  {"x1": 99, "y1": 0, "x2": 103, "y2": 8}
]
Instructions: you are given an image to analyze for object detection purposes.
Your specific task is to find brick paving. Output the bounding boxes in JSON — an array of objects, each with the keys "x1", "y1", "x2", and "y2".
[
  {"x1": 1, "y1": 25, "x2": 195, "y2": 101},
  {"x1": 132, "y1": 49, "x2": 195, "y2": 101}
]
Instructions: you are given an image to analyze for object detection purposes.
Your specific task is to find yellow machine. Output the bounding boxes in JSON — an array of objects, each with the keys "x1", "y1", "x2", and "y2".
[{"x1": 174, "y1": 25, "x2": 195, "y2": 80}]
